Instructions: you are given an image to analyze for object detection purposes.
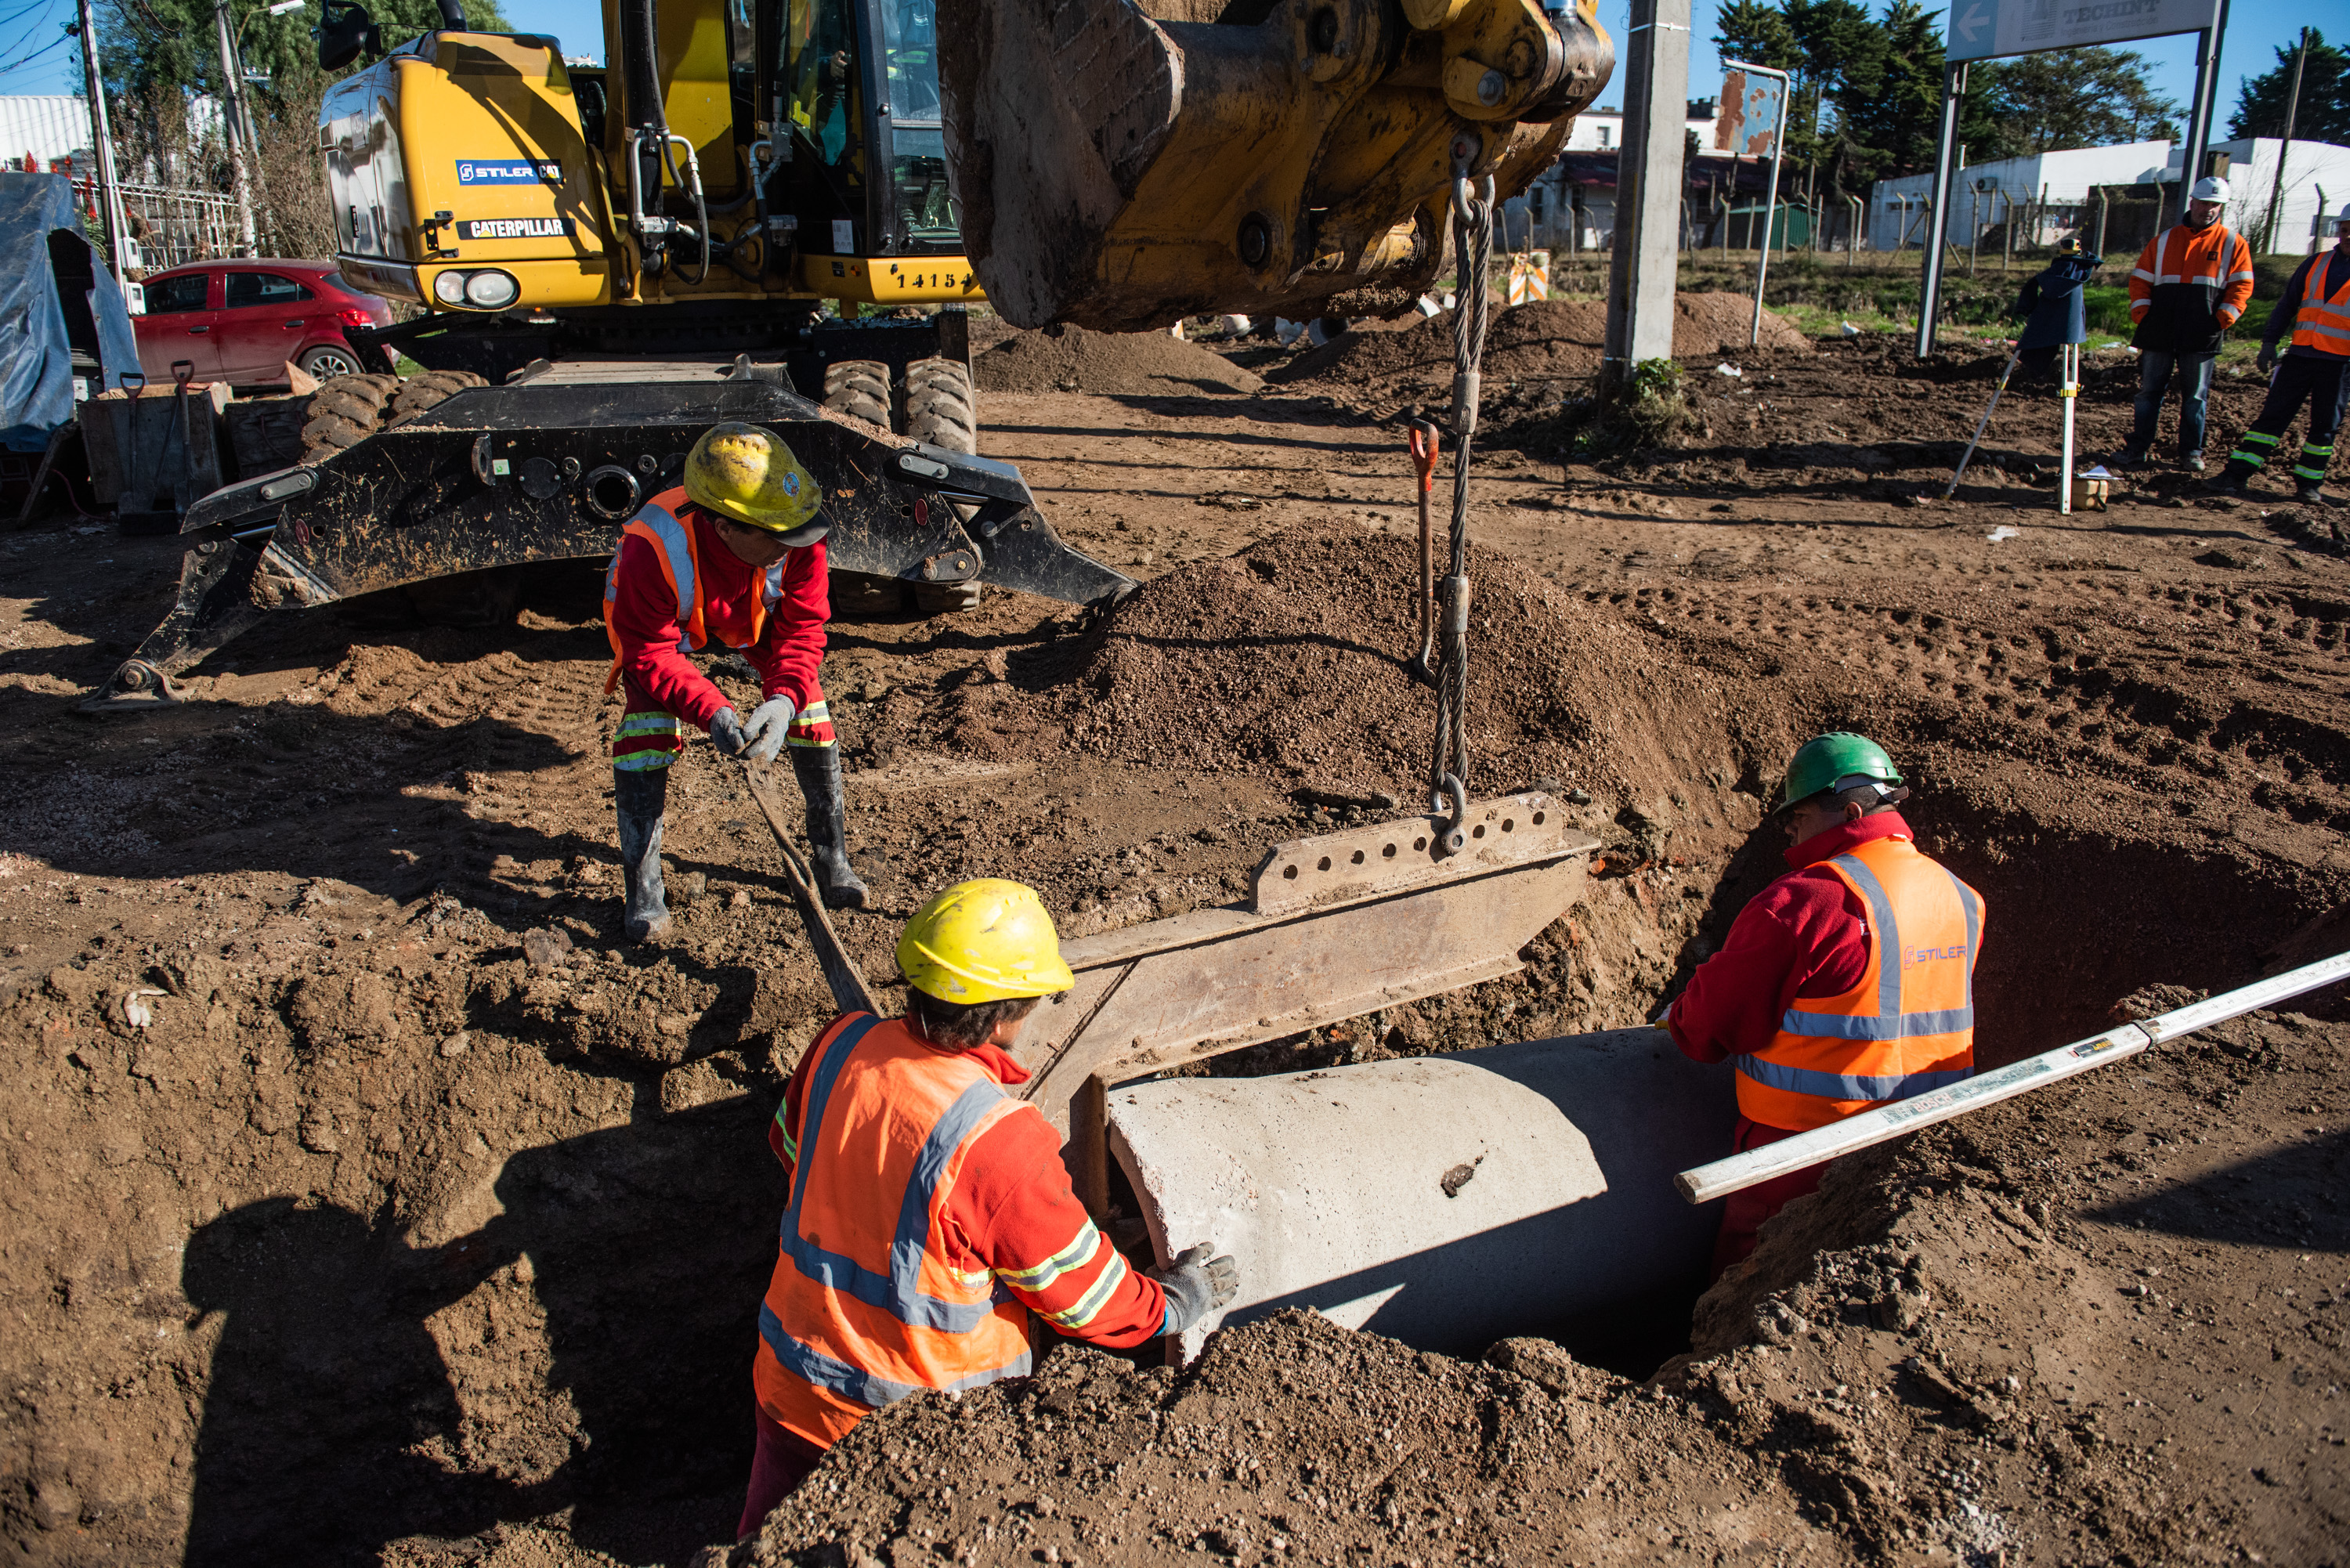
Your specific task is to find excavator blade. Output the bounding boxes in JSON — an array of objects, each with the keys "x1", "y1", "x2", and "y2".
[
  {"x1": 940, "y1": 0, "x2": 1613, "y2": 331},
  {"x1": 1010, "y1": 792, "x2": 1598, "y2": 1141},
  {"x1": 83, "y1": 366, "x2": 1134, "y2": 711}
]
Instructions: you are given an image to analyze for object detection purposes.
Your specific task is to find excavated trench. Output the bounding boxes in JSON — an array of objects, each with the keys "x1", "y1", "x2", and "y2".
[{"x1": 6, "y1": 518, "x2": 2350, "y2": 1566}]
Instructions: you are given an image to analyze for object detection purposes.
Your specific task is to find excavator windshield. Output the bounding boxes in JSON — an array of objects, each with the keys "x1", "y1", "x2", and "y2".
[
  {"x1": 783, "y1": 0, "x2": 956, "y2": 254},
  {"x1": 879, "y1": 0, "x2": 953, "y2": 247}
]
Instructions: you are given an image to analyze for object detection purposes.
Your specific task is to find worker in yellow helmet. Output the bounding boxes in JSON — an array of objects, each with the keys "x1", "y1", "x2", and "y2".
[
  {"x1": 602, "y1": 422, "x2": 863, "y2": 940},
  {"x1": 738, "y1": 880, "x2": 1239, "y2": 1534}
]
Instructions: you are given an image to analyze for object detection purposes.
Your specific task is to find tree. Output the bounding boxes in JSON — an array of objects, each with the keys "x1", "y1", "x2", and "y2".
[
  {"x1": 2229, "y1": 29, "x2": 2350, "y2": 146},
  {"x1": 1970, "y1": 47, "x2": 2180, "y2": 157},
  {"x1": 1708, "y1": 1, "x2": 1973, "y2": 204},
  {"x1": 89, "y1": 0, "x2": 513, "y2": 252}
]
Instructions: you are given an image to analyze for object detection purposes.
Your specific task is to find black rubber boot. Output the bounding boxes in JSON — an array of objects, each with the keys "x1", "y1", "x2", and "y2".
[
  {"x1": 2203, "y1": 459, "x2": 2258, "y2": 497},
  {"x1": 2298, "y1": 479, "x2": 2330, "y2": 506},
  {"x1": 789, "y1": 744, "x2": 870, "y2": 910},
  {"x1": 614, "y1": 767, "x2": 671, "y2": 941}
]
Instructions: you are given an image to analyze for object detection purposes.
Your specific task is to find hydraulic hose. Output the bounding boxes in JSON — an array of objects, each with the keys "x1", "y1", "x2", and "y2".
[{"x1": 620, "y1": 0, "x2": 669, "y2": 276}]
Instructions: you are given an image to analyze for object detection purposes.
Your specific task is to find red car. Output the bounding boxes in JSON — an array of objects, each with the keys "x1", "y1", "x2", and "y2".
[{"x1": 134, "y1": 259, "x2": 394, "y2": 388}]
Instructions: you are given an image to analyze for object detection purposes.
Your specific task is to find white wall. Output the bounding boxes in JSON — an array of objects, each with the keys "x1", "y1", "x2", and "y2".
[{"x1": 1866, "y1": 137, "x2": 2350, "y2": 255}]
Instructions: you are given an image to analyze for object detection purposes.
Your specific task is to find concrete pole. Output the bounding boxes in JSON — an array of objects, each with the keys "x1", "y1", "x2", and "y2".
[
  {"x1": 1601, "y1": 0, "x2": 1690, "y2": 396},
  {"x1": 2264, "y1": 28, "x2": 2309, "y2": 255},
  {"x1": 213, "y1": 0, "x2": 259, "y2": 255},
  {"x1": 75, "y1": 0, "x2": 133, "y2": 291},
  {"x1": 1914, "y1": 60, "x2": 1967, "y2": 358}
]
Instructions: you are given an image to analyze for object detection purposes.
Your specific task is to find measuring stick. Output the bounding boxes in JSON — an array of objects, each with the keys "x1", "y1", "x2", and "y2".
[
  {"x1": 1943, "y1": 351, "x2": 2019, "y2": 500},
  {"x1": 1675, "y1": 948, "x2": 2350, "y2": 1205},
  {"x1": 743, "y1": 762, "x2": 880, "y2": 1017},
  {"x1": 2058, "y1": 341, "x2": 2078, "y2": 516}
]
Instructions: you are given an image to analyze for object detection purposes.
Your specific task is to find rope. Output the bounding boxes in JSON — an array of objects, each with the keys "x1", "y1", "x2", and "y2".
[{"x1": 1427, "y1": 172, "x2": 1493, "y2": 844}]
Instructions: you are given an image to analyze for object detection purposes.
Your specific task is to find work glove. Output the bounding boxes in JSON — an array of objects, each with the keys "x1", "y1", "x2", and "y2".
[
  {"x1": 2257, "y1": 347, "x2": 2277, "y2": 376},
  {"x1": 1152, "y1": 1242, "x2": 1239, "y2": 1336},
  {"x1": 708, "y1": 707, "x2": 749, "y2": 758},
  {"x1": 739, "y1": 695, "x2": 797, "y2": 763}
]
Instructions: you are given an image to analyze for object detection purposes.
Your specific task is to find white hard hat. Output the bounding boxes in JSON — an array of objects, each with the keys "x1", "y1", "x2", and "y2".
[{"x1": 2190, "y1": 175, "x2": 2230, "y2": 203}]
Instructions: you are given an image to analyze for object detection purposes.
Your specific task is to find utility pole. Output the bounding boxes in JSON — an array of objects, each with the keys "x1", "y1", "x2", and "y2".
[
  {"x1": 75, "y1": 0, "x2": 134, "y2": 292},
  {"x1": 1601, "y1": 0, "x2": 1691, "y2": 396},
  {"x1": 1914, "y1": 60, "x2": 1967, "y2": 356},
  {"x1": 214, "y1": 0, "x2": 259, "y2": 254},
  {"x1": 2264, "y1": 27, "x2": 2309, "y2": 255}
]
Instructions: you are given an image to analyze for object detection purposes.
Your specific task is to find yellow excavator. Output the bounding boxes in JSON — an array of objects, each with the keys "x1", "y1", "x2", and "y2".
[{"x1": 91, "y1": 0, "x2": 1609, "y2": 702}]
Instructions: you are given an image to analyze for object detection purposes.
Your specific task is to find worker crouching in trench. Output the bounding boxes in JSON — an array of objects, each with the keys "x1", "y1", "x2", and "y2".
[
  {"x1": 602, "y1": 422, "x2": 866, "y2": 938},
  {"x1": 739, "y1": 880, "x2": 1239, "y2": 1535},
  {"x1": 1663, "y1": 733, "x2": 1986, "y2": 1278}
]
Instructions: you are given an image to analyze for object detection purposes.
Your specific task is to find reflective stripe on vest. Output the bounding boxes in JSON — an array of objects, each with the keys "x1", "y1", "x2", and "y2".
[
  {"x1": 601, "y1": 490, "x2": 791, "y2": 692},
  {"x1": 1734, "y1": 837, "x2": 1982, "y2": 1133},
  {"x1": 754, "y1": 1013, "x2": 1037, "y2": 1448},
  {"x1": 2291, "y1": 256, "x2": 2350, "y2": 356}
]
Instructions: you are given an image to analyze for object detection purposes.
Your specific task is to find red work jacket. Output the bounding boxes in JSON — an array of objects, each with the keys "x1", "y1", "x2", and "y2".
[{"x1": 602, "y1": 489, "x2": 831, "y2": 760}]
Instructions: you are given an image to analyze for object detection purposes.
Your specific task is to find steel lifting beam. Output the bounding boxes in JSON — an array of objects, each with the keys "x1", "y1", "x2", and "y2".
[{"x1": 1010, "y1": 792, "x2": 1598, "y2": 1138}]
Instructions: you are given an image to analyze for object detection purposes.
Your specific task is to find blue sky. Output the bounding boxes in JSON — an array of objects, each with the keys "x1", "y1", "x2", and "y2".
[{"x1": 0, "y1": 0, "x2": 2315, "y2": 139}]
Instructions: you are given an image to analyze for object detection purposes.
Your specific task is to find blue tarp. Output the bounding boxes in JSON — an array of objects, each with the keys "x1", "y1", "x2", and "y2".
[{"x1": 1, "y1": 172, "x2": 143, "y2": 453}]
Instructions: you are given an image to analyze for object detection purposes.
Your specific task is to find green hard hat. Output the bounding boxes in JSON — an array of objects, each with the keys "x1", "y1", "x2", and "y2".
[{"x1": 1781, "y1": 732, "x2": 1903, "y2": 810}]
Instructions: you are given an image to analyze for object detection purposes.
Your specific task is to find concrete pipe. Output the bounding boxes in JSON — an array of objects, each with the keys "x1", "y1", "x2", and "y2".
[{"x1": 1106, "y1": 1028, "x2": 1734, "y2": 1361}]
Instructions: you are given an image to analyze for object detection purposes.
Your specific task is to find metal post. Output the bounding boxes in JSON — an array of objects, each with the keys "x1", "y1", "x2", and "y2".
[
  {"x1": 2096, "y1": 187, "x2": 2110, "y2": 255},
  {"x1": 2175, "y1": 4, "x2": 2232, "y2": 226},
  {"x1": 2001, "y1": 190, "x2": 2013, "y2": 272},
  {"x1": 1915, "y1": 60, "x2": 1966, "y2": 357},
  {"x1": 75, "y1": 0, "x2": 133, "y2": 292},
  {"x1": 1723, "y1": 57, "x2": 1788, "y2": 350},
  {"x1": 213, "y1": 0, "x2": 258, "y2": 254},
  {"x1": 1602, "y1": 0, "x2": 1692, "y2": 392},
  {"x1": 2265, "y1": 27, "x2": 2309, "y2": 255}
]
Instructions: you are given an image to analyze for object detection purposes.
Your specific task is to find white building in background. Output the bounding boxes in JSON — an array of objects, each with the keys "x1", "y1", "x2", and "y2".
[
  {"x1": 0, "y1": 95, "x2": 96, "y2": 171},
  {"x1": 1867, "y1": 137, "x2": 2350, "y2": 255},
  {"x1": 1561, "y1": 99, "x2": 1735, "y2": 157}
]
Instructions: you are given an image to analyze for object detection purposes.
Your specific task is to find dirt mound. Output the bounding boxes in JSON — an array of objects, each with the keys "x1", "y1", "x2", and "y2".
[
  {"x1": 964, "y1": 524, "x2": 1736, "y2": 813},
  {"x1": 1274, "y1": 292, "x2": 1810, "y2": 396},
  {"x1": 974, "y1": 324, "x2": 1264, "y2": 397}
]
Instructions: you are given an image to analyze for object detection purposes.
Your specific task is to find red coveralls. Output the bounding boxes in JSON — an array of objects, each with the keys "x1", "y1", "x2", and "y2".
[
  {"x1": 603, "y1": 491, "x2": 836, "y2": 765},
  {"x1": 1665, "y1": 812, "x2": 1983, "y2": 1277}
]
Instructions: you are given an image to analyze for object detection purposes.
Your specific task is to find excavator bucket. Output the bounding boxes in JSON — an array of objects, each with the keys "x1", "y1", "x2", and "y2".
[{"x1": 940, "y1": 0, "x2": 1614, "y2": 330}]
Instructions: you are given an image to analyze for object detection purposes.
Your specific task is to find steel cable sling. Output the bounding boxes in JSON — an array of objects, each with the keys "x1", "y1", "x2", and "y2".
[{"x1": 1426, "y1": 169, "x2": 1494, "y2": 854}]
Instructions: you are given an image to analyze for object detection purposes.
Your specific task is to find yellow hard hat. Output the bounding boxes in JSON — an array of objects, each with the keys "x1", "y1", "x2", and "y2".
[
  {"x1": 683, "y1": 422, "x2": 827, "y2": 543},
  {"x1": 897, "y1": 879, "x2": 1077, "y2": 1003}
]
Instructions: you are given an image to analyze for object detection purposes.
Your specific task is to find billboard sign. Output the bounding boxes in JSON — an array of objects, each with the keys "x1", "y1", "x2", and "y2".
[
  {"x1": 1946, "y1": 0, "x2": 2222, "y2": 63},
  {"x1": 1713, "y1": 70, "x2": 1786, "y2": 158}
]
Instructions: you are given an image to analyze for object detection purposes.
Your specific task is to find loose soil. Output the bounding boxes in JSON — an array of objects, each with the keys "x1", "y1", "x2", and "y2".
[
  {"x1": 4, "y1": 319, "x2": 2349, "y2": 1566},
  {"x1": 973, "y1": 326, "x2": 1264, "y2": 398},
  {"x1": 1271, "y1": 294, "x2": 1810, "y2": 406}
]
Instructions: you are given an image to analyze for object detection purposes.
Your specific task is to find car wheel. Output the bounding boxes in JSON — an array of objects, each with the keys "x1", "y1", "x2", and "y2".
[{"x1": 298, "y1": 344, "x2": 365, "y2": 381}]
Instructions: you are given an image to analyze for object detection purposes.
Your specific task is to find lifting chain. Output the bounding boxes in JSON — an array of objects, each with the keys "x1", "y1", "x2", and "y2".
[{"x1": 1426, "y1": 164, "x2": 1494, "y2": 855}]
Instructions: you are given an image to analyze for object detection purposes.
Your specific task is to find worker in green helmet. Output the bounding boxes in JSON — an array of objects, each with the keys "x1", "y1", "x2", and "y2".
[{"x1": 1661, "y1": 733, "x2": 1987, "y2": 1277}]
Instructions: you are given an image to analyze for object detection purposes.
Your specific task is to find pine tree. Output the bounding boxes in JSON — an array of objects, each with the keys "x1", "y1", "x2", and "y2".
[{"x1": 2229, "y1": 30, "x2": 2350, "y2": 146}]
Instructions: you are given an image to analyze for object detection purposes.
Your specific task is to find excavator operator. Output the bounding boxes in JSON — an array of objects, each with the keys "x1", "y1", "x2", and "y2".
[
  {"x1": 602, "y1": 422, "x2": 866, "y2": 939},
  {"x1": 739, "y1": 880, "x2": 1239, "y2": 1534},
  {"x1": 1662, "y1": 734, "x2": 1985, "y2": 1277}
]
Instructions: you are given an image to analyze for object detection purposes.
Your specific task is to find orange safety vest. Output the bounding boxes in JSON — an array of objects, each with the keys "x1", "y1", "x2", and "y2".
[
  {"x1": 1735, "y1": 836, "x2": 1983, "y2": 1133},
  {"x1": 754, "y1": 1013, "x2": 1037, "y2": 1449},
  {"x1": 2289, "y1": 255, "x2": 2350, "y2": 358},
  {"x1": 601, "y1": 487, "x2": 790, "y2": 693}
]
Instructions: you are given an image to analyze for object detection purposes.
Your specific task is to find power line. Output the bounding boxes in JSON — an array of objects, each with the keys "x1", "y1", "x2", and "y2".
[
  {"x1": 0, "y1": 0, "x2": 67, "y2": 68},
  {"x1": 0, "y1": 29, "x2": 72, "y2": 73}
]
